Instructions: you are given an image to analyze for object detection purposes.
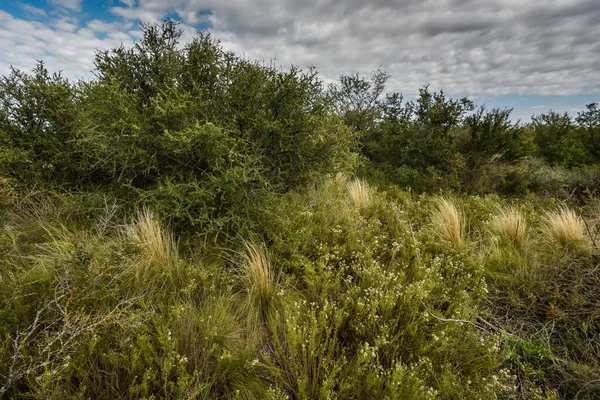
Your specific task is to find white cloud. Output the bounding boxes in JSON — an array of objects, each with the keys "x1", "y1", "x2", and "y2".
[
  {"x1": 48, "y1": 0, "x2": 83, "y2": 12},
  {"x1": 87, "y1": 19, "x2": 132, "y2": 33},
  {"x1": 19, "y1": 3, "x2": 47, "y2": 17},
  {"x1": 1, "y1": 0, "x2": 600, "y2": 102},
  {"x1": 52, "y1": 19, "x2": 78, "y2": 32},
  {"x1": 0, "y1": 11, "x2": 133, "y2": 80},
  {"x1": 105, "y1": 0, "x2": 600, "y2": 97}
]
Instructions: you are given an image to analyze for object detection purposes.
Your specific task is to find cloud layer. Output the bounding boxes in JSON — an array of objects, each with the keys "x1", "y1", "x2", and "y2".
[{"x1": 2, "y1": 0, "x2": 600, "y2": 98}]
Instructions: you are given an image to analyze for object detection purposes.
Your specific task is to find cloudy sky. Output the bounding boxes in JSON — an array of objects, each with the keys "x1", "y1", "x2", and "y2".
[{"x1": 1, "y1": 0, "x2": 599, "y2": 121}]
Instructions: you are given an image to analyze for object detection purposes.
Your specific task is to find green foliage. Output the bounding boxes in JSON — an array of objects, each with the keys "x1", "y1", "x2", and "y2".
[
  {"x1": 532, "y1": 111, "x2": 589, "y2": 167},
  {"x1": 1, "y1": 21, "x2": 358, "y2": 241},
  {"x1": 1, "y1": 18, "x2": 600, "y2": 400},
  {"x1": 576, "y1": 103, "x2": 600, "y2": 160},
  {"x1": 328, "y1": 69, "x2": 389, "y2": 134},
  {"x1": 0, "y1": 63, "x2": 80, "y2": 185},
  {"x1": 458, "y1": 107, "x2": 526, "y2": 192},
  {"x1": 1, "y1": 178, "x2": 599, "y2": 398}
]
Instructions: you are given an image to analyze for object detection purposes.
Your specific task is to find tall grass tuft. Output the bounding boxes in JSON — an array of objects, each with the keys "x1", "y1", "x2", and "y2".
[
  {"x1": 123, "y1": 208, "x2": 179, "y2": 288},
  {"x1": 431, "y1": 198, "x2": 464, "y2": 245},
  {"x1": 240, "y1": 242, "x2": 278, "y2": 334},
  {"x1": 543, "y1": 206, "x2": 589, "y2": 250},
  {"x1": 347, "y1": 178, "x2": 371, "y2": 209},
  {"x1": 333, "y1": 172, "x2": 348, "y2": 187},
  {"x1": 489, "y1": 206, "x2": 528, "y2": 249}
]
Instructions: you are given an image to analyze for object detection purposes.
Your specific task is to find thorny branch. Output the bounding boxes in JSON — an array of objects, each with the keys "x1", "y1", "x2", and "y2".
[{"x1": 0, "y1": 295, "x2": 138, "y2": 397}]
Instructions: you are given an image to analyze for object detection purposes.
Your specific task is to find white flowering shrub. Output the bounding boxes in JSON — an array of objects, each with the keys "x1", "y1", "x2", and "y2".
[{"x1": 264, "y1": 179, "x2": 514, "y2": 398}]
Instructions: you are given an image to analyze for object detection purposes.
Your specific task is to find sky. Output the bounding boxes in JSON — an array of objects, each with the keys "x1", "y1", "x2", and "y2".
[{"x1": 1, "y1": 0, "x2": 599, "y2": 122}]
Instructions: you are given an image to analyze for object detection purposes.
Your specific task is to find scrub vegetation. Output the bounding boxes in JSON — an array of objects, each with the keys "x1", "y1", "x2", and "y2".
[{"x1": 1, "y1": 21, "x2": 599, "y2": 399}]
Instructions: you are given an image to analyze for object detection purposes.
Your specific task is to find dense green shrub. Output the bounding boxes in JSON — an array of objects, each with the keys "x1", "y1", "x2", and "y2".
[
  {"x1": 1, "y1": 21, "x2": 358, "y2": 240},
  {"x1": 0, "y1": 63, "x2": 81, "y2": 186},
  {"x1": 531, "y1": 111, "x2": 590, "y2": 167}
]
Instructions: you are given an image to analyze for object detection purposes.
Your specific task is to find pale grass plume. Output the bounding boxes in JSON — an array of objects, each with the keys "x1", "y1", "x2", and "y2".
[
  {"x1": 242, "y1": 242, "x2": 275, "y2": 307},
  {"x1": 32, "y1": 222, "x2": 78, "y2": 267},
  {"x1": 124, "y1": 208, "x2": 179, "y2": 284},
  {"x1": 431, "y1": 198, "x2": 464, "y2": 245},
  {"x1": 347, "y1": 178, "x2": 371, "y2": 209},
  {"x1": 240, "y1": 241, "x2": 281, "y2": 337},
  {"x1": 543, "y1": 206, "x2": 589, "y2": 249},
  {"x1": 489, "y1": 206, "x2": 528, "y2": 249},
  {"x1": 333, "y1": 172, "x2": 348, "y2": 187}
]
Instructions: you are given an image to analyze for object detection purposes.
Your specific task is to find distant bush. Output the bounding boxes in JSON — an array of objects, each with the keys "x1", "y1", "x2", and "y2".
[{"x1": 477, "y1": 157, "x2": 600, "y2": 200}]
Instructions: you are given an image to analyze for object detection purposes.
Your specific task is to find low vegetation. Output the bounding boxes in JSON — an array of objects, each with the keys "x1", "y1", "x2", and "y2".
[{"x1": 1, "y1": 20, "x2": 599, "y2": 399}]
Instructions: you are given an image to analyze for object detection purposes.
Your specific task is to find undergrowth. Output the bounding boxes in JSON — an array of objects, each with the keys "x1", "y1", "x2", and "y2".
[{"x1": 1, "y1": 179, "x2": 598, "y2": 399}]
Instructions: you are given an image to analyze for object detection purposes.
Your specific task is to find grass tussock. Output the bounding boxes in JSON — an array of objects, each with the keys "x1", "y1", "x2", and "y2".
[
  {"x1": 543, "y1": 206, "x2": 589, "y2": 250},
  {"x1": 123, "y1": 208, "x2": 179, "y2": 286},
  {"x1": 489, "y1": 206, "x2": 528, "y2": 249},
  {"x1": 347, "y1": 178, "x2": 371, "y2": 209},
  {"x1": 173, "y1": 300, "x2": 243, "y2": 372},
  {"x1": 333, "y1": 171, "x2": 348, "y2": 187},
  {"x1": 241, "y1": 241, "x2": 278, "y2": 327},
  {"x1": 431, "y1": 198, "x2": 464, "y2": 245}
]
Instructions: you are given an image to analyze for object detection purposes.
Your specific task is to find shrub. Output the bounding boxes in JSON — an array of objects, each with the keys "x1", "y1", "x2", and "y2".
[{"x1": 0, "y1": 63, "x2": 81, "y2": 186}]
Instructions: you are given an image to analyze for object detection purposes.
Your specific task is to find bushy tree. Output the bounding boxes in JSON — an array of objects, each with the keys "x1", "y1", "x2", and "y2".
[
  {"x1": 414, "y1": 86, "x2": 474, "y2": 137},
  {"x1": 328, "y1": 69, "x2": 389, "y2": 134},
  {"x1": 576, "y1": 102, "x2": 600, "y2": 160},
  {"x1": 358, "y1": 85, "x2": 474, "y2": 191},
  {"x1": 459, "y1": 107, "x2": 524, "y2": 191},
  {"x1": 0, "y1": 63, "x2": 80, "y2": 185},
  {"x1": 0, "y1": 20, "x2": 358, "y2": 237},
  {"x1": 532, "y1": 110, "x2": 588, "y2": 167}
]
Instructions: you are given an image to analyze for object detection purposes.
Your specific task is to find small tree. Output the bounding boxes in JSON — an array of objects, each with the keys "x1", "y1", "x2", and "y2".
[
  {"x1": 414, "y1": 86, "x2": 474, "y2": 137},
  {"x1": 0, "y1": 62, "x2": 80, "y2": 185},
  {"x1": 94, "y1": 19, "x2": 184, "y2": 107},
  {"x1": 532, "y1": 111, "x2": 588, "y2": 167},
  {"x1": 328, "y1": 70, "x2": 389, "y2": 134},
  {"x1": 460, "y1": 107, "x2": 523, "y2": 191},
  {"x1": 575, "y1": 102, "x2": 600, "y2": 160}
]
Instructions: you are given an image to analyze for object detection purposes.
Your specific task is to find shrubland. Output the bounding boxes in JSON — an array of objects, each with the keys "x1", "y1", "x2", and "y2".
[{"x1": 1, "y1": 20, "x2": 599, "y2": 399}]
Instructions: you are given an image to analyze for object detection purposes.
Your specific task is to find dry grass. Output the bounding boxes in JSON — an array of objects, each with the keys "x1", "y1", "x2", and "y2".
[
  {"x1": 347, "y1": 178, "x2": 371, "y2": 209},
  {"x1": 240, "y1": 241, "x2": 280, "y2": 335},
  {"x1": 123, "y1": 208, "x2": 179, "y2": 284},
  {"x1": 431, "y1": 198, "x2": 464, "y2": 245},
  {"x1": 543, "y1": 206, "x2": 589, "y2": 250},
  {"x1": 242, "y1": 242, "x2": 275, "y2": 306},
  {"x1": 489, "y1": 206, "x2": 528, "y2": 249},
  {"x1": 333, "y1": 172, "x2": 348, "y2": 187}
]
